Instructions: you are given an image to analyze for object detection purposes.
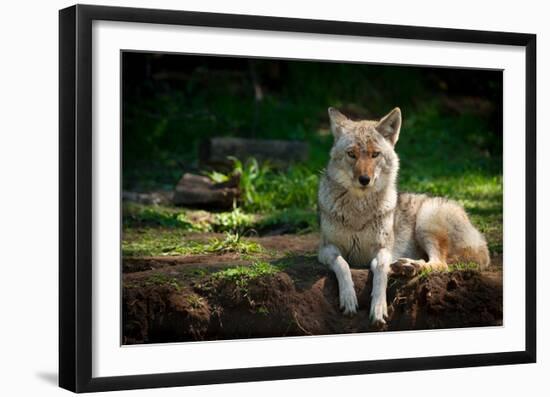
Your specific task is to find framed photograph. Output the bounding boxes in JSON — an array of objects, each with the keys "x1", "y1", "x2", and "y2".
[{"x1": 59, "y1": 4, "x2": 536, "y2": 393}]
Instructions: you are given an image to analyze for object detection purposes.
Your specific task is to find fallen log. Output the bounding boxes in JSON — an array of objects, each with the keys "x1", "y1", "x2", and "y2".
[
  {"x1": 199, "y1": 137, "x2": 309, "y2": 169},
  {"x1": 173, "y1": 172, "x2": 240, "y2": 209}
]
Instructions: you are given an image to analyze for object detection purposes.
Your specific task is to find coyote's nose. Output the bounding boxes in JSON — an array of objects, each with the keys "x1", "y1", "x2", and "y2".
[{"x1": 358, "y1": 175, "x2": 371, "y2": 186}]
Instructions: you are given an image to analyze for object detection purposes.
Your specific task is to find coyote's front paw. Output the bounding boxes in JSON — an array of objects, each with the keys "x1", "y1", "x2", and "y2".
[
  {"x1": 339, "y1": 287, "x2": 358, "y2": 316},
  {"x1": 390, "y1": 258, "x2": 422, "y2": 277},
  {"x1": 369, "y1": 297, "x2": 388, "y2": 326}
]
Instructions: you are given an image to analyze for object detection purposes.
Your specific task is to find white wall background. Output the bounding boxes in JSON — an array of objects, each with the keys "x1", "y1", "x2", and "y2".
[{"x1": 0, "y1": 0, "x2": 546, "y2": 395}]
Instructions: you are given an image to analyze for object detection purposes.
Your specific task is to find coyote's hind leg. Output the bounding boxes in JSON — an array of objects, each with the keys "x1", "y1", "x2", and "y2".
[
  {"x1": 390, "y1": 235, "x2": 449, "y2": 277},
  {"x1": 394, "y1": 196, "x2": 491, "y2": 276},
  {"x1": 390, "y1": 257, "x2": 448, "y2": 277}
]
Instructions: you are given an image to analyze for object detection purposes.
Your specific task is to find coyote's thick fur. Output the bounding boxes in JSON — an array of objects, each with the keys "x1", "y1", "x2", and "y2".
[{"x1": 318, "y1": 107, "x2": 490, "y2": 325}]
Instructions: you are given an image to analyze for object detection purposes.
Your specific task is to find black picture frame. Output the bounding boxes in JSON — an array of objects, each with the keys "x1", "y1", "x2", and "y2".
[{"x1": 59, "y1": 4, "x2": 537, "y2": 393}]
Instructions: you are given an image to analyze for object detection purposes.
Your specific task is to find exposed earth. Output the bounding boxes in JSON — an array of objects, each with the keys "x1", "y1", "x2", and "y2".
[{"x1": 122, "y1": 232, "x2": 503, "y2": 345}]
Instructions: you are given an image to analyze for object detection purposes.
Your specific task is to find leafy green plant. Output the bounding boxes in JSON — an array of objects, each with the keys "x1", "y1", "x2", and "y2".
[
  {"x1": 212, "y1": 207, "x2": 256, "y2": 233},
  {"x1": 227, "y1": 157, "x2": 267, "y2": 208},
  {"x1": 217, "y1": 157, "x2": 320, "y2": 212}
]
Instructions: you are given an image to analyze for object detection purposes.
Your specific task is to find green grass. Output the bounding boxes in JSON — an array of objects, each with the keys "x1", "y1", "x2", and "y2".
[
  {"x1": 122, "y1": 230, "x2": 262, "y2": 257},
  {"x1": 244, "y1": 165, "x2": 319, "y2": 212},
  {"x1": 203, "y1": 233, "x2": 262, "y2": 255},
  {"x1": 121, "y1": 61, "x2": 502, "y2": 260},
  {"x1": 123, "y1": 202, "x2": 212, "y2": 231},
  {"x1": 213, "y1": 261, "x2": 282, "y2": 282},
  {"x1": 219, "y1": 157, "x2": 320, "y2": 212},
  {"x1": 212, "y1": 261, "x2": 284, "y2": 296},
  {"x1": 257, "y1": 208, "x2": 318, "y2": 234},
  {"x1": 449, "y1": 262, "x2": 481, "y2": 272},
  {"x1": 123, "y1": 202, "x2": 318, "y2": 238},
  {"x1": 123, "y1": 203, "x2": 263, "y2": 234},
  {"x1": 122, "y1": 228, "x2": 190, "y2": 256},
  {"x1": 418, "y1": 261, "x2": 481, "y2": 279},
  {"x1": 144, "y1": 273, "x2": 182, "y2": 290},
  {"x1": 212, "y1": 207, "x2": 256, "y2": 233},
  {"x1": 417, "y1": 266, "x2": 433, "y2": 279}
]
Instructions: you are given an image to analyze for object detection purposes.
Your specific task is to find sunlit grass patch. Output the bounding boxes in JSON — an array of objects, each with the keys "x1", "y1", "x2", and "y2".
[
  {"x1": 122, "y1": 228, "x2": 190, "y2": 256},
  {"x1": 123, "y1": 203, "x2": 262, "y2": 235},
  {"x1": 418, "y1": 267, "x2": 435, "y2": 280},
  {"x1": 122, "y1": 229, "x2": 262, "y2": 257},
  {"x1": 417, "y1": 261, "x2": 480, "y2": 280},
  {"x1": 212, "y1": 207, "x2": 256, "y2": 233},
  {"x1": 400, "y1": 174, "x2": 502, "y2": 202},
  {"x1": 448, "y1": 262, "x2": 480, "y2": 272},
  {"x1": 123, "y1": 202, "x2": 212, "y2": 231},
  {"x1": 213, "y1": 261, "x2": 282, "y2": 282},
  {"x1": 211, "y1": 261, "x2": 284, "y2": 296},
  {"x1": 203, "y1": 233, "x2": 262, "y2": 255}
]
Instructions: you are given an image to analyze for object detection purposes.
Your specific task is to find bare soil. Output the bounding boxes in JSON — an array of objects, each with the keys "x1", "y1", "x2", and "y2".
[{"x1": 122, "y1": 234, "x2": 502, "y2": 344}]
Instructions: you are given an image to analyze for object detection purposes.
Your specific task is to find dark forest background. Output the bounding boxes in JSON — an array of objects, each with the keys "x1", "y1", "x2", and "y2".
[
  {"x1": 122, "y1": 53, "x2": 502, "y2": 190},
  {"x1": 121, "y1": 52, "x2": 502, "y2": 256}
]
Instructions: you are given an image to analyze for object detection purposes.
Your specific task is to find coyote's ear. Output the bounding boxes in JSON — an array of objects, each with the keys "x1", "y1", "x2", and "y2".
[
  {"x1": 376, "y1": 107, "x2": 402, "y2": 146},
  {"x1": 328, "y1": 107, "x2": 348, "y2": 139}
]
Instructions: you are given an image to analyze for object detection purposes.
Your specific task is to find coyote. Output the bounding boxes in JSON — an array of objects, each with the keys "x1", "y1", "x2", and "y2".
[{"x1": 318, "y1": 107, "x2": 490, "y2": 325}]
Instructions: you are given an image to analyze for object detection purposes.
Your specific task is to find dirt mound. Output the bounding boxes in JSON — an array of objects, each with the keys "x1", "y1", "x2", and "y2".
[
  {"x1": 386, "y1": 270, "x2": 502, "y2": 330},
  {"x1": 123, "y1": 262, "x2": 502, "y2": 344}
]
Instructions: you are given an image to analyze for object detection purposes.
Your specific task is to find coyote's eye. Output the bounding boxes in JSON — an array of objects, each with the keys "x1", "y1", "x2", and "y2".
[
  {"x1": 347, "y1": 150, "x2": 356, "y2": 159},
  {"x1": 372, "y1": 152, "x2": 380, "y2": 158}
]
